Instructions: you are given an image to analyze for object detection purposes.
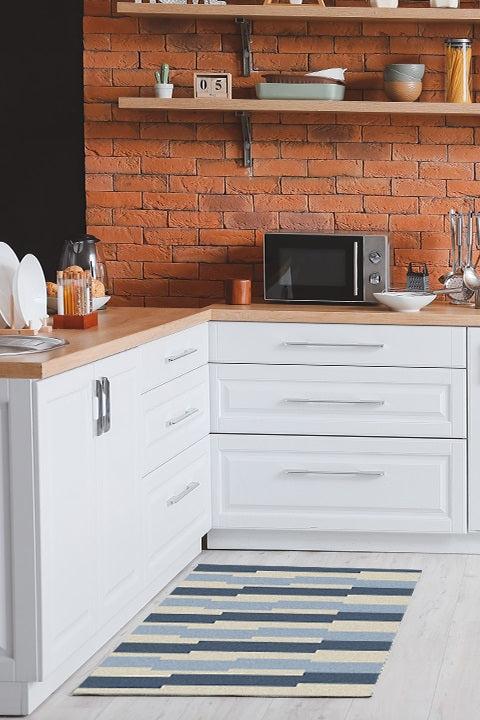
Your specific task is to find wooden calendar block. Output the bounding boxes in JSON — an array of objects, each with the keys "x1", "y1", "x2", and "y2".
[{"x1": 194, "y1": 72, "x2": 232, "y2": 99}]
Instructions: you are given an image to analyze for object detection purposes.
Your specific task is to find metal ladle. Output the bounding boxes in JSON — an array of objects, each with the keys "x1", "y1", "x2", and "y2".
[{"x1": 463, "y1": 212, "x2": 480, "y2": 291}]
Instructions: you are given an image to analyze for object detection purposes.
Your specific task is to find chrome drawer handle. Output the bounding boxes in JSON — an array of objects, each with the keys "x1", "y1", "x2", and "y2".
[
  {"x1": 166, "y1": 348, "x2": 198, "y2": 363},
  {"x1": 283, "y1": 398, "x2": 385, "y2": 406},
  {"x1": 284, "y1": 470, "x2": 385, "y2": 478},
  {"x1": 166, "y1": 407, "x2": 200, "y2": 427},
  {"x1": 167, "y1": 481, "x2": 200, "y2": 507},
  {"x1": 282, "y1": 342, "x2": 384, "y2": 349}
]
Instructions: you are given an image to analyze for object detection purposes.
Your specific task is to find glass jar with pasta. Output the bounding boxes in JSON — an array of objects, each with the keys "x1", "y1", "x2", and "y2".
[{"x1": 445, "y1": 38, "x2": 472, "y2": 103}]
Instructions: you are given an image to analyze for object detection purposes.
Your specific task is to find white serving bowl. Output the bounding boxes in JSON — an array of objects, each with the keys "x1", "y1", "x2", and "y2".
[
  {"x1": 47, "y1": 296, "x2": 111, "y2": 313},
  {"x1": 373, "y1": 291, "x2": 436, "y2": 312}
]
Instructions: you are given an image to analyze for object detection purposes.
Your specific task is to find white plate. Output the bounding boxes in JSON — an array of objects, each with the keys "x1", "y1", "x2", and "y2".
[
  {"x1": 47, "y1": 295, "x2": 111, "y2": 313},
  {"x1": 15, "y1": 255, "x2": 47, "y2": 331},
  {"x1": 374, "y1": 291, "x2": 436, "y2": 313},
  {"x1": 0, "y1": 242, "x2": 20, "y2": 327}
]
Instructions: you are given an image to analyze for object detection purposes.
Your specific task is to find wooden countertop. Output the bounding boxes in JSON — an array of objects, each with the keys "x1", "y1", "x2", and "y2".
[{"x1": 3, "y1": 302, "x2": 480, "y2": 380}]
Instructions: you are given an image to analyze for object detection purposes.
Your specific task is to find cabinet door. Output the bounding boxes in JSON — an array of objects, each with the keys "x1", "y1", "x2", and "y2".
[
  {"x1": 94, "y1": 349, "x2": 142, "y2": 626},
  {"x1": 35, "y1": 364, "x2": 97, "y2": 680}
]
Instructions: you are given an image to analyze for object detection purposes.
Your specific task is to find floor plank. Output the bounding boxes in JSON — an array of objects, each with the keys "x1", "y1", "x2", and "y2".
[{"x1": 5, "y1": 549, "x2": 472, "y2": 720}]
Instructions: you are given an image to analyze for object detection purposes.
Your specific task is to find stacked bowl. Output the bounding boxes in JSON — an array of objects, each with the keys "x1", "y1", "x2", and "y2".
[{"x1": 384, "y1": 63, "x2": 425, "y2": 101}]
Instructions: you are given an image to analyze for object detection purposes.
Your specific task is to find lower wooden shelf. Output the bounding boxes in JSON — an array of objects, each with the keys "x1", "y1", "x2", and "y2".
[{"x1": 118, "y1": 97, "x2": 480, "y2": 115}]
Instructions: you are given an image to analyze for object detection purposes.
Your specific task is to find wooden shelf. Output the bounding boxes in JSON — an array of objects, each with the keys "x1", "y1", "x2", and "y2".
[
  {"x1": 117, "y1": 2, "x2": 480, "y2": 22},
  {"x1": 118, "y1": 97, "x2": 480, "y2": 115}
]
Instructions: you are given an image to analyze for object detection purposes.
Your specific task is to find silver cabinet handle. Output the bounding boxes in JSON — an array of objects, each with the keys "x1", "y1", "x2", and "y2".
[
  {"x1": 95, "y1": 379, "x2": 104, "y2": 436},
  {"x1": 166, "y1": 348, "x2": 198, "y2": 363},
  {"x1": 282, "y1": 342, "x2": 384, "y2": 349},
  {"x1": 353, "y1": 240, "x2": 359, "y2": 297},
  {"x1": 102, "y1": 377, "x2": 111, "y2": 434},
  {"x1": 166, "y1": 407, "x2": 199, "y2": 427},
  {"x1": 283, "y1": 398, "x2": 385, "y2": 406},
  {"x1": 167, "y1": 481, "x2": 200, "y2": 507},
  {"x1": 284, "y1": 470, "x2": 385, "y2": 478}
]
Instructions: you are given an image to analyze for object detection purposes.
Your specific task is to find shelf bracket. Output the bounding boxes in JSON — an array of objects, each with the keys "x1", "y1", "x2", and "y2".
[
  {"x1": 235, "y1": 17, "x2": 252, "y2": 77},
  {"x1": 236, "y1": 111, "x2": 252, "y2": 168}
]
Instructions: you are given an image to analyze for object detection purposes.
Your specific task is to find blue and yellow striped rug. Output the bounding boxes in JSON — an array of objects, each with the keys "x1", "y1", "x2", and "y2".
[{"x1": 75, "y1": 563, "x2": 421, "y2": 697}]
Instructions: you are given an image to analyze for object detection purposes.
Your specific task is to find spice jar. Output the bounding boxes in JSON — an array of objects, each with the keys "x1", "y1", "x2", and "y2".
[{"x1": 445, "y1": 38, "x2": 472, "y2": 103}]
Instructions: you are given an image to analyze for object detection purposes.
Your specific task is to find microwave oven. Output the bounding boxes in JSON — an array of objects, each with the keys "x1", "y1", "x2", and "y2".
[{"x1": 264, "y1": 232, "x2": 389, "y2": 304}]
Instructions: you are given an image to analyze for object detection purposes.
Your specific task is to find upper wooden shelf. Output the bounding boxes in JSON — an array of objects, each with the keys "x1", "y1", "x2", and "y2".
[
  {"x1": 118, "y1": 97, "x2": 480, "y2": 115},
  {"x1": 117, "y1": 2, "x2": 480, "y2": 22}
]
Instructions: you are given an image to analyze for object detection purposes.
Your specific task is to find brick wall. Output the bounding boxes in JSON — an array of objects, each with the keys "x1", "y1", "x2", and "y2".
[{"x1": 84, "y1": 0, "x2": 480, "y2": 306}]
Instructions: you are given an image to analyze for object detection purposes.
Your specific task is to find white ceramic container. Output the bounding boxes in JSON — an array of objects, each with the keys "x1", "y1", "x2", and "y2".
[
  {"x1": 374, "y1": 291, "x2": 436, "y2": 312},
  {"x1": 370, "y1": 0, "x2": 399, "y2": 7},
  {"x1": 154, "y1": 83, "x2": 174, "y2": 98},
  {"x1": 430, "y1": 0, "x2": 459, "y2": 6}
]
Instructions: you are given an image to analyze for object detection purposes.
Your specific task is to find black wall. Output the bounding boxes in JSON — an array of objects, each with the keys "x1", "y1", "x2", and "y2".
[{"x1": 0, "y1": 1, "x2": 86, "y2": 281}]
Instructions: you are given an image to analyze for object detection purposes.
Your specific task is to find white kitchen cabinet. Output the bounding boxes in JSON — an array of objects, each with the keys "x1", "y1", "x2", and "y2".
[
  {"x1": 94, "y1": 351, "x2": 142, "y2": 628},
  {"x1": 142, "y1": 365, "x2": 210, "y2": 476},
  {"x1": 0, "y1": 382, "x2": 13, "y2": 683},
  {"x1": 210, "y1": 364, "x2": 466, "y2": 439},
  {"x1": 211, "y1": 435, "x2": 467, "y2": 534},
  {"x1": 468, "y1": 328, "x2": 480, "y2": 530},
  {"x1": 35, "y1": 364, "x2": 98, "y2": 681},
  {"x1": 143, "y1": 437, "x2": 211, "y2": 590},
  {"x1": 210, "y1": 322, "x2": 467, "y2": 368},
  {"x1": 141, "y1": 323, "x2": 208, "y2": 393}
]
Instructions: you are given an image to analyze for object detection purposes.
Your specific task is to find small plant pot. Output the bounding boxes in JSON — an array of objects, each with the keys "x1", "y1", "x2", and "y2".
[{"x1": 154, "y1": 83, "x2": 174, "y2": 99}]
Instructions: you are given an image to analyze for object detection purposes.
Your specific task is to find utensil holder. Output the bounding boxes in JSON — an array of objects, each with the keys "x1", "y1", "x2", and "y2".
[{"x1": 53, "y1": 312, "x2": 98, "y2": 330}]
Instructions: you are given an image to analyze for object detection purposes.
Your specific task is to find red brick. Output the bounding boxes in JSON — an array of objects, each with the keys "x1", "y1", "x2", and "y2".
[
  {"x1": 173, "y1": 247, "x2": 227, "y2": 263},
  {"x1": 87, "y1": 191, "x2": 141, "y2": 208},
  {"x1": 85, "y1": 174, "x2": 113, "y2": 191},
  {"x1": 253, "y1": 159, "x2": 307, "y2": 177},
  {"x1": 114, "y1": 175, "x2": 168, "y2": 192},
  {"x1": 114, "y1": 209, "x2": 167, "y2": 227},
  {"x1": 115, "y1": 279, "x2": 169, "y2": 296},
  {"x1": 170, "y1": 280, "x2": 224, "y2": 298},
  {"x1": 336, "y1": 143, "x2": 391, "y2": 161},
  {"x1": 199, "y1": 195, "x2": 253, "y2": 212},
  {"x1": 144, "y1": 263, "x2": 198, "y2": 279},
  {"x1": 280, "y1": 142, "x2": 334, "y2": 160},
  {"x1": 144, "y1": 193, "x2": 198, "y2": 211},
  {"x1": 226, "y1": 177, "x2": 280, "y2": 194},
  {"x1": 106, "y1": 261, "x2": 142, "y2": 279},
  {"x1": 364, "y1": 161, "x2": 418, "y2": 178},
  {"x1": 170, "y1": 177, "x2": 225, "y2": 193},
  {"x1": 281, "y1": 178, "x2": 335, "y2": 194},
  {"x1": 309, "y1": 195, "x2": 363, "y2": 213},
  {"x1": 113, "y1": 139, "x2": 169, "y2": 157},
  {"x1": 168, "y1": 211, "x2": 222, "y2": 229},
  {"x1": 393, "y1": 179, "x2": 446, "y2": 196},
  {"x1": 308, "y1": 160, "x2": 363, "y2": 177},
  {"x1": 88, "y1": 226, "x2": 142, "y2": 244},
  {"x1": 336, "y1": 177, "x2": 391, "y2": 195},
  {"x1": 254, "y1": 195, "x2": 308, "y2": 212},
  {"x1": 364, "y1": 196, "x2": 418, "y2": 214},
  {"x1": 223, "y1": 212, "x2": 278, "y2": 230},
  {"x1": 199, "y1": 230, "x2": 254, "y2": 246},
  {"x1": 144, "y1": 229, "x2": 198, "y2": 246},
  {"x1": 84, "y1": 51, "x2": 138, "y2": 69},
  {"x1": 117, "y1": 245, "x2": 171, "y2": 261},
  {"x1": 142, "y1": 158, "x2": 196, "y2": 175},
  {"x1": 392, "y1": 144, "x2": 446, "y2": 161}
]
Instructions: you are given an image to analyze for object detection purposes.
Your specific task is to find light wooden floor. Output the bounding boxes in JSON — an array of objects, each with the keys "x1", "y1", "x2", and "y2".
[{"x1": 8, "y1": 549, "x2": 479, "y2": 720}]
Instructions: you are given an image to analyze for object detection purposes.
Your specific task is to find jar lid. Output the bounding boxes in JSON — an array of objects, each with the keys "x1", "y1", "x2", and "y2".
[{"x1": 445, "y1": 38, "x2": 472, "y2": 46}]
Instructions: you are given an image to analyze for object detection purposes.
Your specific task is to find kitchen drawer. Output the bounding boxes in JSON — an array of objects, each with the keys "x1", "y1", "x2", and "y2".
[
  {"x1": 211, "y1": 435, "x2": 466, "y2": 534},
  {"x1": 141, "y1": 323, "x2": 208, "y2": 393},
  {"x1": 209, "y1": 322, "x2": 466, "y2": 368},
  {"x1": 142, "y1": 366, "x2": 209, "y2": 476},
  {"x1": 210, "y1": 364, "x2": 466, "y2": 439},
  {"x1": 143, "y1": 437, "x2": 211, "y2": 587}
]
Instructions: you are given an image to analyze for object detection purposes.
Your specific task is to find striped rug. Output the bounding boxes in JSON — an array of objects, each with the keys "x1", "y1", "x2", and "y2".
[{"x1": 75, "y1": 563, "x2": 421, "y2": 698}]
